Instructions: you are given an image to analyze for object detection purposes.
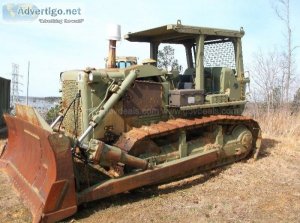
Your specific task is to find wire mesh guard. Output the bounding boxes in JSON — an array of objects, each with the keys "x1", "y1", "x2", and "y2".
[
  {"x1": 62, "y1": 80, "x2": 82, "y2": 136},
  {"x1": 204, "y1": 41, "x2": 236, "y2": 69}
]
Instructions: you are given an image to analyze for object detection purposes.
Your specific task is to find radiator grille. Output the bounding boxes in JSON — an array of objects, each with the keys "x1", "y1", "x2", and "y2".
[{"x1": 62, "y1": 80, "x2": 83, "y2": 136}]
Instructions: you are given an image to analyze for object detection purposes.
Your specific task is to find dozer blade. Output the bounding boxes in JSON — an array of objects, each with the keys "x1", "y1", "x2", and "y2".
[{"x1": 0, "y1": 105, "x2": 77, "y2": 223}]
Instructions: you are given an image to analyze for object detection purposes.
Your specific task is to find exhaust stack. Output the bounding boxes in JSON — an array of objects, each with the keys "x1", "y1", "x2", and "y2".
[{"x1": 106, "y1": 24, "x2": 121, "y2": 68}]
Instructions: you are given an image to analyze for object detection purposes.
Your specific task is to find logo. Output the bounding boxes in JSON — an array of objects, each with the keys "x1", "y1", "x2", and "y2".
[
  {"x1": 2, "y1": 3, "x2": 84, "y2": 24},
  {"x1": 2, "y1": 3, "x2": 39, "y2": 22}
]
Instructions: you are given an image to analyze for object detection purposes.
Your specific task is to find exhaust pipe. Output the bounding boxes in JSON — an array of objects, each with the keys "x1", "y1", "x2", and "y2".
[{"x1": 106, "y1": 24, "x2": 121, "y2": 68}]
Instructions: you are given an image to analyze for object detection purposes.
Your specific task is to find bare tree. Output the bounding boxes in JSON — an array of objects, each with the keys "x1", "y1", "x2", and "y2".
[
  {"x1": 251, "y1": 49, "x2": 283, "y2": 114},
  {"x1": 273, "y1": 0, "x2": 298, "y2": 101}
]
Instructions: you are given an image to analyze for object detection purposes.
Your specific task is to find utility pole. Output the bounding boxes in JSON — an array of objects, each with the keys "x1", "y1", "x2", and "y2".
[{"x1": 26, "y1": 61, "x2": 30, "y2": 105}]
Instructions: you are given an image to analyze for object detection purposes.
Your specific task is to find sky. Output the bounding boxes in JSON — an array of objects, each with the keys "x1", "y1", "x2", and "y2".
[{"x1": 0, "y1": 0, "x2": 299, "y2": 96}]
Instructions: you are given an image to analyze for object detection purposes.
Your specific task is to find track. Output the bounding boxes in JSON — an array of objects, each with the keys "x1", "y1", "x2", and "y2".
[{"x1": 115, "y1": 115, "x2": 262, "y2": 172}]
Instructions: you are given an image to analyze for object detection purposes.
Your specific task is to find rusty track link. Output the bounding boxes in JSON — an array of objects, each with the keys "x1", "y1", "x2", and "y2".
[{"x1": 115, "y1": 115, "x2": 261, "y2": 158}]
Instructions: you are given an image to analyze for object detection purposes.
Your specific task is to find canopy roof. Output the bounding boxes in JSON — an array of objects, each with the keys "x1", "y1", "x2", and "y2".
[{"x1": 124, "y1": 23, "x2": 244, "y2": 44}]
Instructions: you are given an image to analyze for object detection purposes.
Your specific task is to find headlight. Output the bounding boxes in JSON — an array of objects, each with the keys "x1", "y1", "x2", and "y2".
[{"x1": 88, "y1": 73, "x2": 94, "y2": 82}]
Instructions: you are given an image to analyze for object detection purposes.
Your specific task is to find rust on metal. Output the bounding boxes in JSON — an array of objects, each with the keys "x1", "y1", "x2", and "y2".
[
  {"x1": 0, "y1": 113, "x2": 77, "y2": 223},
  {"x1": 78, "y1": 115, "x2": 259, "y2": 203},
  {"x1": 115, "y1": 115, "x2": 260, "y2": 154},
  {"x1": 107, "y1": 40, "x2": 117, "y2": 69},
  {"x1": 96, "y1": 144, "x2": 148, "y2": 170},
  {"x1": 92, "y1": 140, "x2": 105, "y2": 163},
  {"x1": 122, "y1": 81, "x2": 163, "y2": 116},
  {"x1": 0, "y1": 110, "x2": 261, "y2": 222},
  {"x1": 15, "y1": 104, "x2": 45, "y2": 128},
  {"x1": 78, "y1": 148, "x2": 219, "y2": 204}
]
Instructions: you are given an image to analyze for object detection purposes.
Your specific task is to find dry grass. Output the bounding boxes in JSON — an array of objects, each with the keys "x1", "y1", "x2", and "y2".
[{"x1": 254, "y1": 111, "x2": 300, "y2": 138}]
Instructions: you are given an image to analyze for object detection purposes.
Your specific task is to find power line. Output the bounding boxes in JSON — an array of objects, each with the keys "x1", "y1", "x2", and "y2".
[{"x1": 11, "y1": 63, "x2": 22, "y2": 108}]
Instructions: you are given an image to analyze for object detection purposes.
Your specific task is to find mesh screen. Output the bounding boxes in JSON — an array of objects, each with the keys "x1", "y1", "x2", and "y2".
[
  {"x1": 204, "y1": 41, "x2": 236, "y2": 69},
  {"x1": 62, "y1": 80, "x2": 82, "y2": 136}
]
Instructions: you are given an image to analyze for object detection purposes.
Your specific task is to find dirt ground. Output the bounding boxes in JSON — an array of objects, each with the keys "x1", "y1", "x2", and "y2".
[{"x1": 0, "y1": 135, "x2": 299, "y2": 223}]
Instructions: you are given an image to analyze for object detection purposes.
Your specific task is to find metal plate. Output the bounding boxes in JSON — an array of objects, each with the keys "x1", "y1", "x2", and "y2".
[
  {"x1": 122, "y1": 81, "x2": 163, "y2": 116},
  {"x1": 0, "y1": 110, "x2": 77, "y2": 223}
]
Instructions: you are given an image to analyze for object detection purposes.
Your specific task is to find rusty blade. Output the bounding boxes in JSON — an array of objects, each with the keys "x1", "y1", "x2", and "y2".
[
  {"x1": 15, "y1": 104, "x2": 52, "y2": 130},
  {"x1": 0, "y1": 113, "x2": 77, "y2": 223}
]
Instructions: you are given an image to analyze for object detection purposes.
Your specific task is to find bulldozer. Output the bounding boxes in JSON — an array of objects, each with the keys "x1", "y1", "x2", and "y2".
[{"x1": 0, "y1": 21, "x2": 261, "y2": 222}]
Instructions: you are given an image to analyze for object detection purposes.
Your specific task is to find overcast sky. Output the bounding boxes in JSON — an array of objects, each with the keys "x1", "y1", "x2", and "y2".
[{"x1": 0, "y1": 0, "x2": 299, "y2": 96}]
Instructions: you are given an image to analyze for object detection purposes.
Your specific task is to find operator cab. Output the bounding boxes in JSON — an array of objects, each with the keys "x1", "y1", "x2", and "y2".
[{"x1": 125, "y1": 20, "x2": 247, "y2": 104}]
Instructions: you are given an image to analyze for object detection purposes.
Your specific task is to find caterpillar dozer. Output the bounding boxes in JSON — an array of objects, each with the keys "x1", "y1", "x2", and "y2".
[{"x1": 0, "y1": 21, "x2": 261, "y2": 222}]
